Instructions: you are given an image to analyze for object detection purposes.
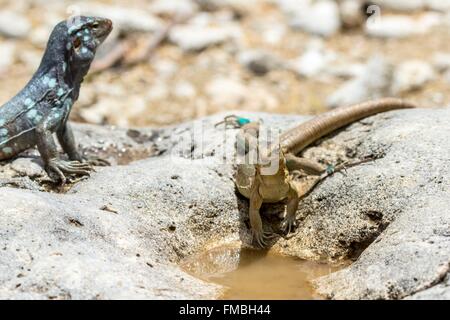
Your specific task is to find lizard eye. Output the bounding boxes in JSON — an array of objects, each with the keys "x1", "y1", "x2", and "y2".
[
  {"x1": 92, "y1": 22, "x2": 99, "y2": 29},
  {"x1": 73, "y1": 37, "x2": 82, "y2": 49}
]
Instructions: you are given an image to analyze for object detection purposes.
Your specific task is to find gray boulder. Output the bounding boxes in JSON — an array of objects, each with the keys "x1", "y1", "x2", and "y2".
[{"x1": 0, "y1": 107, "x2": 449, "y2": 299}]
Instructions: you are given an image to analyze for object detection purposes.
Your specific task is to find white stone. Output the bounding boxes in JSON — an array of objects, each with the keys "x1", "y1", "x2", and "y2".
[
  {"x1": 189, "y1": 12, "x2": 214, "y2": 26},
  {"x1": 425, "y1": 0, "x2": 450, "y2": 11},
  {"x1": 153, "y1": 59, "x2": 179, "y2": 78},
  {"x1": 274, "y1": 0, "x2": 309, "y2": 14},
  {"x1": 149, "y1": 0, "x2": 198, "y2": 17},
  {"x1": 0, "y1": 11, "x2": 31, "y2": 38},
  {"x1": 418, "y1": 12, "x2": 444, "y2": 30},
  {"x1": 196, "y1": 0, "x2": 258, "y2": 13},
  {"x1": 169, "y1": 24, "x2": 240, "y2": 51},
  {"x1": 432, "y1": 52, "x2": 450, "y2": 72},
  {"x1": 391, "y1": 60, "x2": 435, "y2": 94},
  {"x1": 365, "y1": 15, "x2": 426, "y2": 38},
  {"x1": 11, "y1": 158, "x2": 45, "y2": 178},
  {"x1": 444, "y1": 70, "x2": 450, "y2": 85},
  {"x1": 289, "y1": 39, "x2": 337, "y2": 78},
  {"x1": 327, "y1": 55, "x2": 392, "y2": 108},
  {"x1": 28, "y1": 12, "x2": 63, "y2": 47},
  {"x1": 370, "y1": 0, "x2": 425, "y2": 11},
  {"x1": 79, "y1": 100, "x2": 110, "y2": 124},
  {"x1": 206, "y1": 77, "x2": 247, "y2": 108},
  {"x1": 82, "y1": 4, "x2": 163, "y2": 33},
  {"x1": 146, "y1": 83, "x2": 170, "y2": 101},
  {"x1": 262, "y1": 24, "x2": 287, "y2": 45},
  {"x1": 173, "y1": 81, "x2": 197, "y2": 98},
  {"x1": 339, "y1": 0, "x2": 365, "y2": 28},
  {"x1": 18, "y1": 50, "x2": 41, "y2": 72},
  {"x1": 0, "y1": 41, "x2": 16, "y2": 73},
  {"x1": 29, "y1": 26, "x2": 53, "y2": 47},
  {"x1": 288, "y1": 0, "x2": 341, "y2": 37}
]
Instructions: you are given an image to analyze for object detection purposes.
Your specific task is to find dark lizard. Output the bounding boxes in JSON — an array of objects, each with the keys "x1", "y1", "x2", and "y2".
[
  {"x1": 230, "y1": 98, "x2": 418, "y2": 247},
  {"x1": 0, "y1": 16, "x2": 112, "y2": 185}
]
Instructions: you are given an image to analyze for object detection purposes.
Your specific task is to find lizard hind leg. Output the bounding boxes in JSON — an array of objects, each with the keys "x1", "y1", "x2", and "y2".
[
  {"x1": 284, "y1": 153, "x2": 325, "y2": 176},
  {"x1": 279, "y1": 157, "x2": 369, "y2": 236}
]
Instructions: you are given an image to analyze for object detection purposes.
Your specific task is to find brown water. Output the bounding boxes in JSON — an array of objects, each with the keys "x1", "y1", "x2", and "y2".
[{"x1": 181, "y1": 244, "x2": 343, "y2": 300}]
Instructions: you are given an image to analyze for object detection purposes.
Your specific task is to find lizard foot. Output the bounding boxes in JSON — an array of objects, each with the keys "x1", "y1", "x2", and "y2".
[
  {"x1": 280, "y1": 216, "x2": 298, "y2": 235},
  {"x1": 253, "y1": 229, "x2": 277, "y2": 248},
  {"x1": 46, "y1": 159, "x2": 93, "y2": 185}
]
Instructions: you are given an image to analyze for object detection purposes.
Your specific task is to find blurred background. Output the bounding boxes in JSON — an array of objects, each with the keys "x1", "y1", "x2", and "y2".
[{"x1": 0, "y1": 0, "x2": 449, "y2": 127}]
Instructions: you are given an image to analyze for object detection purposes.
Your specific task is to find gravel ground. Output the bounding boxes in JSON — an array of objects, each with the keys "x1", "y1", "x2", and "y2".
[{"x1": 0, "y1": 0, "x2": 449, "y2": 127}]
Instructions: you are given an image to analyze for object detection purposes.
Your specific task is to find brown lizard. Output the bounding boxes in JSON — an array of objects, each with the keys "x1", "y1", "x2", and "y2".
[{"x1": 230, "y1": 98, "x2": 417, "y2": 247}]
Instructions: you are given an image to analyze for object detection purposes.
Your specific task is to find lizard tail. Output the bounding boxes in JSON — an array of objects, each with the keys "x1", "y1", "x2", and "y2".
[{"x1": 280, "y1": 97, "x2": 417, "y2": 155}]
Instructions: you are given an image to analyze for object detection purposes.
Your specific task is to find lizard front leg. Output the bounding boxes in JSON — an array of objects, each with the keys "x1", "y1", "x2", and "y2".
[
  {"x1": 280, "y1": 181, "x2": 299, "y2": 235},
  {"x1": 36, "y1": 113, "x2": 92, "y2": 185},
  {"x1": 57, "y1": 122, "x2": 109, "y2": 166},
  {"x1": 249, "y1": 176, "x2": 275, "y2": 248}
]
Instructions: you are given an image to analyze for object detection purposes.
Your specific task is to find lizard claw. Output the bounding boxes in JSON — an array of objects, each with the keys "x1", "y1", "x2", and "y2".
[
  {"x1": 280, "y1": 216, "x2": 298, "y2": 235},
  {"x1": 253, "y1": 229, "x2": 277, "y2": 248},
  {"x1": 46, "y1": 159, "x2": 94, "y2": 185}
]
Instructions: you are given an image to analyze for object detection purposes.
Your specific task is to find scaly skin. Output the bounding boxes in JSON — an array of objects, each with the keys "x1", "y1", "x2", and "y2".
[
  {"x1": 0, "y1": 16, "x2": 112, "y2": 185},
  {"x1": 234, "y1": 98, "x2": 418, "y2": 247}
]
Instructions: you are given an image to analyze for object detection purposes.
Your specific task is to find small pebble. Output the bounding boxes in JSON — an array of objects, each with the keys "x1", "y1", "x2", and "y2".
[
  {"x1": 0, "y1": 11, "x2": 31, "y2": 38},
  {"x1": 280, "y1": 0, "x2": 341, "y2": 37},
  {"x1": 100, "y1": 204, "x2": 118, "y2": 214},
  {"x1": 169, "y1": 24, "x2": 239, "y2": 51},
  {"x1": 391, "y1": 60, "x2": 435, "y2": 94}
]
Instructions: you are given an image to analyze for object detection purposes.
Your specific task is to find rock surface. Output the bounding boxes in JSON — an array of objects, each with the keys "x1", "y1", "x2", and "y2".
[
  {"x1": 0, "y1": 107, "x2": 449, "y2": 299},
  {"x1": 311, "y1": 107, "x2": 450, "y2": 299},
  {"x1": 2, "y1": 0, "x2": 450, "y2": 126}
]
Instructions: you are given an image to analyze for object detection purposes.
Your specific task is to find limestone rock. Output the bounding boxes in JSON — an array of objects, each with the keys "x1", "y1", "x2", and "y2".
[{"x1": 1, "y1": 108, "x2": 449, "y2": 299}]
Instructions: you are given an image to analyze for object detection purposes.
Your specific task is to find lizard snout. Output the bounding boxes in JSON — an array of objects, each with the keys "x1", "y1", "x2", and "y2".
[
  {"x1": 103, "y1": 18, "x2": 113, "y2": 31},
  {"x1": 92, "y1": 17, "x2": 113, "y2": 45},
  {"x1": 100, "y1": 18, "x2": 113, "y2": 35}
]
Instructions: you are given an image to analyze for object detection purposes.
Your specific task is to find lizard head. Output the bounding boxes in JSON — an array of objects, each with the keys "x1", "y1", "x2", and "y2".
[{"x1": 66, "y1": 16, "x2": 113, "y2": 64}]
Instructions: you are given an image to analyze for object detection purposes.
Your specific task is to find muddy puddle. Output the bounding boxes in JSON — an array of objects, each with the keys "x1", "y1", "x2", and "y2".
[{"x1": 180, "y1": 244, "x2": 345, "y2": 300}]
